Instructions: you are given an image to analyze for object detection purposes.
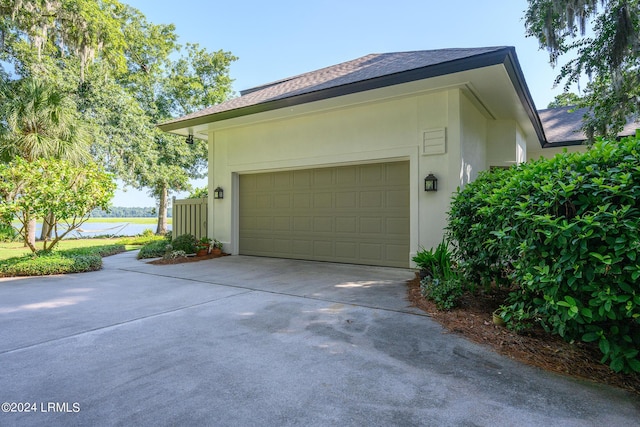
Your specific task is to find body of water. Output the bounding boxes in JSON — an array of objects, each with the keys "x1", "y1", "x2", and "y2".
[{"x1": 29, "y1": 222, "x2": 172, "y2": 238}]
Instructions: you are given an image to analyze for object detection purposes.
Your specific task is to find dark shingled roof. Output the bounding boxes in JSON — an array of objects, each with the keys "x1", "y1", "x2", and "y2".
[
  {"x1": 160, "y1": 47, "x2": 517, "y2": 128},
  {"x1": 539, "y1": 106, "x2": 639, "y2": 147},
  {"x1": 159, "y1": 46, "x2": 639, "y2": 147}
]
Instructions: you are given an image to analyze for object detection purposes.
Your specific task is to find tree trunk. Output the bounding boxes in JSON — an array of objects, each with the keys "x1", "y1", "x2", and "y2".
[
  {"x1": 25, "y1": 217, "x2": 37, "y2": 251},
  {"x1": 40, "y1": 212, "x2": 54, "y2": 241},
  {"x1": 156, "y1": 184, "x2": 168, "y2": 235}
]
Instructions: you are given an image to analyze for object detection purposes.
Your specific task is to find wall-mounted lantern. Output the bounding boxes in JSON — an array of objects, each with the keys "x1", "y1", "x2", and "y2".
[
  {"x1": 424, "y1": 173, "x2": 438, "y2": 192},
  {"x1": 213, "y1": 186, "x2": 224, "y2": 199},
  {"x1": 185, "y1": 134, "x2": 194, "y2": 144}
]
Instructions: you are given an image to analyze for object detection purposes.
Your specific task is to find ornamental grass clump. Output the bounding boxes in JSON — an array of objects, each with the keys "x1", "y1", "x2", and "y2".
[
  {"x1": 447, "y1": 135, "x2": 640, "y2": 373},
  {"x1": 413, "y1": 240, "x2": 462, "y2": 310}
]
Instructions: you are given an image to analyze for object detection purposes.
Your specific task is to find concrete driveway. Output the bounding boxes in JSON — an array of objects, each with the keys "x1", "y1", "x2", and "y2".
[{"x1": 0, "y1": 251, "x2": 638, "y2": 426}]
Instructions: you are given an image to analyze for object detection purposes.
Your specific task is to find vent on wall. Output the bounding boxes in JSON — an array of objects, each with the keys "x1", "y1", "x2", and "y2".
[{"x1": 422, "y1": 128, "x2": 446, "y2": 155}]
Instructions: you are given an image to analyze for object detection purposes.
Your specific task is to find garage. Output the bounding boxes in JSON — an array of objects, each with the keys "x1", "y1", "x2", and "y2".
[{"x1": 239, "y1": 161, "x2": 410, "y2": 267}]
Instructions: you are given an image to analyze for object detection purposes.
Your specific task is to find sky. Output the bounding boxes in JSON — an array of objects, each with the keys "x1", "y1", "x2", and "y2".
[{"x1": 113, "y1": 0, "x2": 573, "y2": 207}]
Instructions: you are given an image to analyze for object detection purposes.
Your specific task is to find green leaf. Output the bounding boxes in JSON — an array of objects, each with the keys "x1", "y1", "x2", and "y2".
[
  {"x1": 610, "y1": 358, "x2": 624, "y2": 373},
  {"x1": 580, "y1": 307, "x2": 593, "y2": 318},
  {"x1": 582, "y1": 332, "x2": 600, "y2": 342},
  {"x1": 627, "y1": 358, "x2": 640, "y2": 373}
]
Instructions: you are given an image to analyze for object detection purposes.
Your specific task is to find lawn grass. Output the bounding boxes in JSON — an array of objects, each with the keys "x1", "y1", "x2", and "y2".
[
  {"x1": 0, "y1": 234, "x2": 169, "y2": 277},
  {"x1": 0, "y1": 238, "x2": 120, "y2": 261},
  {"x1": 0, "y1": 236, "x2": 165, "y2": 261}
]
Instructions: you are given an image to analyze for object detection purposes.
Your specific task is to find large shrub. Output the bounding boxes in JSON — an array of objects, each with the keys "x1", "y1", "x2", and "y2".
[
  {"x1": 0, "y1": 157, "x2": 115, "y2": 252},
  {"x1": 171, "y1": 234, "x2": 198, "y2": 254},
  {"x1": 447, "y1": 135, "x2": 640, "y2": 373}
]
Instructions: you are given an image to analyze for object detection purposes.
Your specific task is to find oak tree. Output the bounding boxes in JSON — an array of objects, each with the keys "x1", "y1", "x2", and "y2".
[{"x1": 525, "y1": 0, "x2": 640, "y2": 138}]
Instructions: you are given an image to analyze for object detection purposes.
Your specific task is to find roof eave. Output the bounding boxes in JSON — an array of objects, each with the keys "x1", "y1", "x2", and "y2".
[
  {"x1": 500, "y1": 50, "x2": 547, "y2": 147},
  {"x1": 160, "y1": 47, "x2": 543, "y2": 136},
  {"x1": 542, "y1": 139, "x2": 585, "y2": 148}
]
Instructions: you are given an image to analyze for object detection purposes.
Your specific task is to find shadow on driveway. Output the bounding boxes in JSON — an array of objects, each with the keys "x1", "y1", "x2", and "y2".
[{"x1": 0, "y1": 251, "x2": 638, "y2": 426}]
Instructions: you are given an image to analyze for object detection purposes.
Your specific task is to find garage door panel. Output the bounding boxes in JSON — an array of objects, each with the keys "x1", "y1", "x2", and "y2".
[
  {"x1": 272, "y1": 239, "x2": 292, "y2": 253},
  {"x1": 335, "y1": 242, "x2": 357, "y2": 258},
  {"x1": 239, "y1": 216, "x2": 256, "y2": 230},
  {"x1": 255, "y1": 217, "x2": 273, "y2": 231},
  {"x1": 313, "y1": 193, "x2": 333, "y2": 208},
  {"x1": 387, "y1": 190, "x2": 409, "y2": 208},
  {"x1": 360, "y1": 164, "x2": 384, "y2": 183},
  {"x1": 386, "y1": 162, "x2": 409, "y2": 184},
  {"x1": 387, "y1": 217, "x2": 409, "y2": 235},
  {"x1": 360, "y1": 191, "x2": 382, "y2": 208},
  {"x1": 293, "y1": 217, "x2": 312, "y2": 231},
  {"x1": 240, "y1": 236, "x2": 273, "y2": 252},
  {"x1": 273, "y1": 194, "x2": 291, "y2": 208},
  {"x1": 314, "y1": 241, "x2": 333, "y2": 257},
  {"x1": 336, "y1": 192, "x2": 357, "y2": 208},
  {"x1": 273, "y1": 172, "x2": 291, "y2": 188},
  {"x1": 336, "y1": 168, "x2": 357, "y2": 186},
  {"x1": 293, "y1": 240, "x2": 312, "y2": 253},
  {"x1": 293, "y1": 170, "x2": 311, "y2": 188},
  {"x1": 240, "y1": 161, "x2": 409, "y2": 267},
  {"x1": 273, "y1": 217, "x2": 291, "y2": 231},
  {"x1": 313, "y1": 169, "x2": 333, "y2": 185},
  {"x1": 293, "y1": 193, "x2": 311, "y2": 208},
  {"x1": 241, "y1": 175, "x2": 258, "y2": 190},
  {"x1": 386, "y1": 244, "x2": 410, "y2": 262},
  {"x1": 360, "y1": 243, "x2": 383, "y2": 261},
  {"x1": 336, "y1": 217, "x2": 357, "y2": 233},
  {"x1": 256, "y1": 175, "x2": 274, "y2": 190},
  {"x1": 313, "y1": 217, "x2": 333, "y2": 232},
  {"x1": 360, "y1": 217, "x2": 383, "y2": 234}
]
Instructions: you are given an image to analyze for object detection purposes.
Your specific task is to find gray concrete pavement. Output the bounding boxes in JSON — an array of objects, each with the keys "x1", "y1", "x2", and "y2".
[{"x1": 0, "y1": 251, "x2": 638, "y2": 426}]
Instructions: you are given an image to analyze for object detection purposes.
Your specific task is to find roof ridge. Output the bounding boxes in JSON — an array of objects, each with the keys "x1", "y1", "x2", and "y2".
[{"x1": 239, "y1": 47, "x2": 510, "y2": 96}]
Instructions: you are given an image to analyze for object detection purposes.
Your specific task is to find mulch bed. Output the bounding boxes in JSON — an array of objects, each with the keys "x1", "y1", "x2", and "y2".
[
  {"x1": 147, "y1": 252, "x2": 229, "y2": 265},
  {"x1": 406, "y1": 275, "x2": 640, "y2": 395}
]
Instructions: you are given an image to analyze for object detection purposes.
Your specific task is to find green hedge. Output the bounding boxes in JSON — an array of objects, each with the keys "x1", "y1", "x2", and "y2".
[
  {"x1": 0, "y1": 244, "x2": 125, "y2": 277},
  {"x1": 137, "y1": 240, "x2": 170, "y2": 259},
  {"x1": 117, "y1": 234, "x2": 165, "y2": 246},
  {"x1": 447, "y1": 135, "x2": 640, "y2": 373}
]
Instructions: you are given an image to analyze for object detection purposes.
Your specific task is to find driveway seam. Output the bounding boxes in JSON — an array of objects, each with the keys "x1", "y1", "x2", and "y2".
[
  {"x1": 115, "y1": 266, "x2": 429, "y2": 318},
  {"x1": 0, "y1": 288, "x2": 254, "y2": 356}
]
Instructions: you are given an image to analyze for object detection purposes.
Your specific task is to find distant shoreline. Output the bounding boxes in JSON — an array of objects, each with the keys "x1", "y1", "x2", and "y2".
[
  {"x1": 10, "y1": 218, "x2": 172, "y2": 238},
  {"x1": 85, "y1": 217, "x2": 170, "y2": 225}
]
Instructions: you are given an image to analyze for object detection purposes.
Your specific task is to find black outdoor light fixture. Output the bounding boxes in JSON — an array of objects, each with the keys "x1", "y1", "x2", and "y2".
[
  {"x1": 213, "y1": 186, "x2": 224, "y2": 199},
  {"x1": 424, "y1": 173, "x2": 438, "y2": 192},
  {"x1": 185, "y1": 134, "x2": 194, "y2": 144}
]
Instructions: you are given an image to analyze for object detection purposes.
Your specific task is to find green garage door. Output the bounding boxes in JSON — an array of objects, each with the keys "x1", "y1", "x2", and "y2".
[{"x1": 239, "y1": 161, "x2": 409, "y2": 267}]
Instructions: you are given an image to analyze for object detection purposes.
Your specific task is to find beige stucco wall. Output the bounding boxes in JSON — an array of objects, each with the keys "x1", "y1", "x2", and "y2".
[
  {"x1": 486, "y1": 120, "x2": 521, "y2": 168},
  {"x1": 516, "y1": 126, "x2": 527, "y2": 164},
  {"x1": 207, "y1": 87, "x2": 521, "y2": 265},
  {"x1": 459, "y1": 91, "x2": 487, "y2": 187}
]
